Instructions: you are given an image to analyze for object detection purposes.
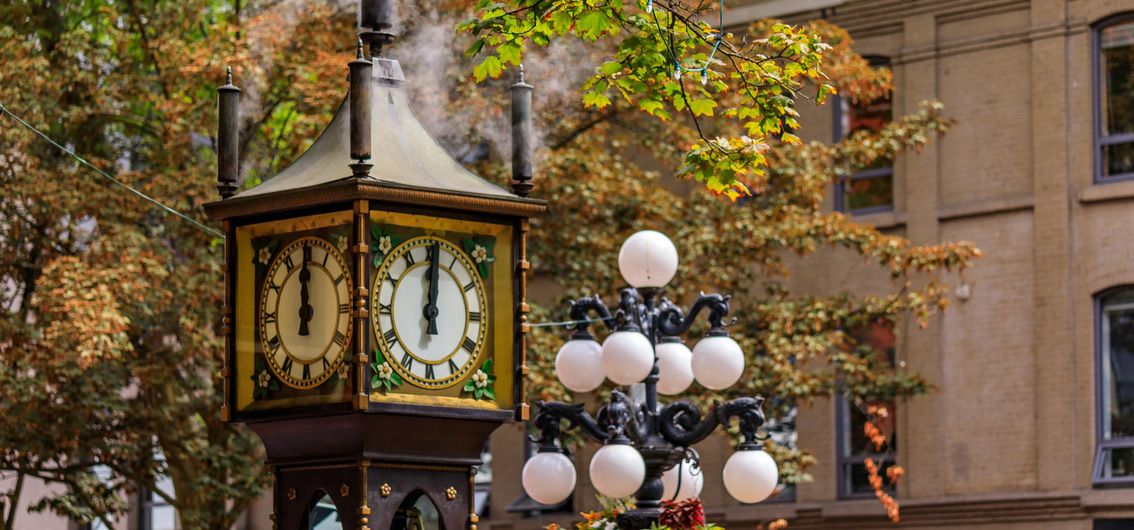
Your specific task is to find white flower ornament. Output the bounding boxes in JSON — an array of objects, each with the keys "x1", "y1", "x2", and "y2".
[
  {"x1": 257, "y1": 370, "x2": 271, "y2": 388},
  {"x1": 472, "y1": 369, "x2": 489, "y2": 388},
  {"x1": 472, "y1": 245, "x2": 489, "y2": 264},
  {"x1": 377, "y1": 363, "x2": 393, "y2": 380},
  {"x1": 258, "y1": 247, "x2": 272, "y2": 265},
  {"x1": 337, "y1": 235, "x2": 349, "y2": 252},
  {"x1": 379, "y1": 236, "x2": 392, "y2": 254}
]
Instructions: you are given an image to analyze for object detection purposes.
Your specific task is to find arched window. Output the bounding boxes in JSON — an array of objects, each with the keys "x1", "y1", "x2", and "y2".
[
  {"x1": 1094, "y1": 14, "x2": 1134, "y2": 181},
  {"x1": 1095, "y1": 287, "x2": 1134, "y2": 484},
  {"x1": 304, "y1": 491, "x2": 343, "y2": 530}
]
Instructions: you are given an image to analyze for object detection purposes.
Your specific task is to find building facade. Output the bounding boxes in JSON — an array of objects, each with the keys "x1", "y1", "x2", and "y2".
[{"x1": 487, "y1": 0, "x2": 1134, "y2": 529}]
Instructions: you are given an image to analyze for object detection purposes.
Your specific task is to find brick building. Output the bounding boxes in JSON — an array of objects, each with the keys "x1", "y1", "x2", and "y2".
[{"x1": 487, "y1": 1, "x2": 1134, "y2": 529}]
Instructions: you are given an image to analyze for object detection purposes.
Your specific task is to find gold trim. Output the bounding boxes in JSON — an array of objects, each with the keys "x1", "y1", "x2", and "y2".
[
  {"x1": 278, "y1": 463, "x2": 360, "y2": 473},
  {"x1": 341, "y1": 484, "x2": 350, "y2": 497},
  {"x1": 372, "y1": 462, "x2": 466, "y2": 473},
  {"x1": 205, "y1": 180, "x2": 546, "y2": 221},
  {"x1": 446, "y1": 487, "x2": 457, "y2": 501},
  {"x1": 287, "y1": 488, "x2": 297, "y2": 501},
  {"x1": 380, "y1": 483, "x2": 392, "y2": 498},
  {"x1": 368, "y1": 391, "x2": 500, "y2": 409}
]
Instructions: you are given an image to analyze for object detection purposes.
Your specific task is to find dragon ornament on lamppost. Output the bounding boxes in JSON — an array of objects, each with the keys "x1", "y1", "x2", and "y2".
[{"x1": 521, "y1": 231, "x2": 780, "y2": 530}]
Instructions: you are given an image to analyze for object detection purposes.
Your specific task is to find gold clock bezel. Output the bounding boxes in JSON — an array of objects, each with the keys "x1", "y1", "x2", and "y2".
[
  {"x1": 257, "y1": 236, "x2": 353, "y2": 390},
  {"x1": 371, "y1": 235, "x2": 489, "y2": 389}
]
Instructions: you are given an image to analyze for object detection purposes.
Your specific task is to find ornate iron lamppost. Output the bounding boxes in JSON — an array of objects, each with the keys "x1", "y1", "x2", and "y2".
[{"x1": 520, "y1": 231, "x2": 780, "y2": 530}]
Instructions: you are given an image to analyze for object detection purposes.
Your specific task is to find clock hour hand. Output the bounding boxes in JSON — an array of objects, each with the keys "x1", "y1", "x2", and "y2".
[
  {"x1": 298, "y1": 244, "x2": 314, "y2": 336},
  {"x1": 424, "y1": 241, "x2": 440, "y2": 335}
]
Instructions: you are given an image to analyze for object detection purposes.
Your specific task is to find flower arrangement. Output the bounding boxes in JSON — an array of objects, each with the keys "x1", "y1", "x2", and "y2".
[{"x1": 541, "y1": 497, "x2": 792, "y2": 530}]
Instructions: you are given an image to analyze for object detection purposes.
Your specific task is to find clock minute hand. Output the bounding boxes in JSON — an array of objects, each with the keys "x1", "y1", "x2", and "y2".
[
  {"x1": 424, "y1": 242, "x2": 440, "y2": 335},
  {"x1": 298, "y1": 245, "x2": 313, "y2": 336}
]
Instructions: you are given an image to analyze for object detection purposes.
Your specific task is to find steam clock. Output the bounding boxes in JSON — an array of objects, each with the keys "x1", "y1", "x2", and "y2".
[{"x1": 204, "y1": 1, "x2": 544, "y2": 528}]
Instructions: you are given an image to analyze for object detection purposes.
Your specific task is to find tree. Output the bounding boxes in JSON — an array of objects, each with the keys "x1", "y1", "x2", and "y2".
[{"x1": 0, "y1": 0, "x2": 977, "y2": 528}]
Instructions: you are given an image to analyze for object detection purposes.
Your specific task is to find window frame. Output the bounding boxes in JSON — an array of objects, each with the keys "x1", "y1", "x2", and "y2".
[
  {"x1": 835, "y1": 396, "x2": 897, "y2": 499},
  {"x1": 1094, "y1": 286, "x2": 1134, "y2": 486},
  {"x1": 832, "y1": 56, "x2": 895, "y2": 215},
  {"x1": 1093, "y1": 13, "x2": 1134, "y2": 183}
]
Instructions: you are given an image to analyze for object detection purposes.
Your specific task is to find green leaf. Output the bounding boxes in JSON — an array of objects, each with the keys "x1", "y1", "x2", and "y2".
[
  {"x1": 371, "y1": 375, "x2": 381, "y2": 388},
  {"x1": 576, "y1": 11, "x2": 610, "y2": 40},
  {"x1": 482, "y1": 387, "x2": 496, "y2": 401},
  {"x1": 390, "y1": 372, "x2": 403, "y2": 386},
  {"x1": 689, "y1": 98, "x2": 717, "y2": 117},
  {"x1": 464, "y1": 380, "x2": 477, "y2": 392},
  {"x1": 497, "y1": 43, "x2": 522, "y2": 65},
  {"x1": 473, "y1": 55, "x2": 504, "y2": 81},
  {"x1": 483, "y1": 358, "x2": 493, "y2": 372}
]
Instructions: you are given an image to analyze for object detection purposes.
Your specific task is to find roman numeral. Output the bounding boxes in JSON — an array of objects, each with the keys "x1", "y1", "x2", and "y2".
[
  {"x1": 468, "y1": 312, "x2": 482, "y2": 322},
  {"x1": 333, "y1": 331, "x2": 346, "y2": 347},
  {"x1": 448, "y1": 359, "x2": 459, "y2": 375},
  {"x1": 425, "y1": 364, "x2": 435, "y2": 380},
  {"x1": 462, "y1": 337, "x2": 477, "y2": 353},
  {"x1": 401, "y1": 353, "x2": 414, "y2": 370},
  {"x1": 322, "y1": 357, "x2": 331, "y2": 371},
  {"x1": 283, "y1": 254, "x2": 295, "y2": 271},
  {"x1": 334, "y1": 272, "x2": 345, "y2": 285},
  {"x1": 321, "y1": 249, "x2": 330, "y2": 267},
  {"x1": 302, "y1": 364, "x2": 311, "y2": 380},
  {"x1": 268, "y1": 282, "x2": 282, "y2": 295},
  {"x1": 403, "y1": 250, "x2": 416, "y2": 267},
  {"x1": 463, "y1": 281, "x2": 475, "y2": 293},
  {"x1": 378, "y1": 303, "x2": 391, "y2": 315},
  {"x1": 266, "y1": 335, "x2": 280, "y2": 354},
  {"x1": 281, "y1": 357, "x2": 294, "y2": 375},
  {"x1": 385, "y1": 273, "x2": 397, "y2": 287},
  {"x1": 339, "y1": 303, "x2": 350, "y2": 314},
  {"x1": 449, "y1": 255, "x2": 458, "y2": 269},
  {"x1": 383, "y1": 329, "x2": 398, "y2": 344},
  {"x1": 263, "y1": 312, "x2": 277, "y2": 325}
]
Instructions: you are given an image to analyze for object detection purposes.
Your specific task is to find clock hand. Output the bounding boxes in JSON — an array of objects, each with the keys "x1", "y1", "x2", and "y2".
[
  {"x1": 298, "y1": 244, "x2": 313, "y2": 336},
  {"x1": 424, "y1": 241, "x2": 440, "y2": 335}
]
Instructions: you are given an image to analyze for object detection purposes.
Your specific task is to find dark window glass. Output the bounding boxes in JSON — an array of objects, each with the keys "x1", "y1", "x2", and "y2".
[
  {"x1": 835, "y1": 58, "x2": 894, "y2": 213},
  {"x1": 1097, "y1": 519, "x2": 1134, "y2": 530},
  {"x1": 837, "y1": 321, "x2": 897, "y2": 498},
  {"x1": 1096, "y1": 288, "x2": 1134, "y2": 485},
  {"x1": 1097, "y1": 20, "x2": 1134, "y2": 179}
]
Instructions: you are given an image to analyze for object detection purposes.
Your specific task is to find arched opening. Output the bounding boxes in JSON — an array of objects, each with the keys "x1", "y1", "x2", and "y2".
[
  {"x1": 303, "y1": 490, "x2": 343, "y2": 530},
  {"x1": 390, "y1": 491, "x2": 442, "y2": 530}
]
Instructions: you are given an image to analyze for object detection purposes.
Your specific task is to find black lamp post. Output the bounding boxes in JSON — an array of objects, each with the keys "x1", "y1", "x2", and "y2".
[{"x1": 520, "y1": 231, "x2": 780, "y2": 530}]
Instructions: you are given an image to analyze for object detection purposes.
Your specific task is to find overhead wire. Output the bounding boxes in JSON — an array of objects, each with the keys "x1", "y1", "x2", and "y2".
[{"x1": 0, "y1": 102, "x2": 225, "y2": 238}]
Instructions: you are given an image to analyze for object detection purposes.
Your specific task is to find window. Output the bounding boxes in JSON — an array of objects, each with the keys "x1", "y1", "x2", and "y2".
[
  {"x1": 833, "y1": 57, "x2": 893, "y2": 214},
  {"x1": 1095, "y1": 288, "x2": 1134, "y2": 484},
  {"x1": 1096, "y1": 15, "x2": 1134, "y2": 181},
  {"x1": 836, "y1": 321, "x2": 897, "y2": 498},
  {"x1": 140, "y1": 473, "x2": 177, "y2": 530}
]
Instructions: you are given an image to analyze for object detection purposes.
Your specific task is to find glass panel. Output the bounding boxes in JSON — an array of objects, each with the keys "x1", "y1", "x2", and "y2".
[
  {"x1": 1101, "y1": 447, "x2": 1134, "y2": 479},
  {"x1": 844, "y1": 173, "x2": 893, "y2": 212},
  {"x1": 1103, "y1": 292, "x2": 1134, "y2": 440},
  {"x1": 392, "y1": 492, "x2": 443, "y2": 530},
  {"x1": 845, "y1": 400, "x2": 896, "y2": 455},
  {"x1": 844, "y1": 459, "x2": 897, "y2": 496},
  {"x1": 307, "y1": 493, "x2": 343, "y2": 530},
  {"x1": 1104, "y1": 141, "x2": 1134, "y2": 177},
  {"x1": 1101, "y1": 22, "x2": 1134, "y2": 138},
  {"x1": 149, "y1": 506, "x2": 177, "y2": 530}
]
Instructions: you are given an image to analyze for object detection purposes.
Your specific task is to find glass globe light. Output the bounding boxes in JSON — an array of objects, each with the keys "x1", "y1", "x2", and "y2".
[
  {"x1": 589, "y1": 443, "x2": 646, "y2": 498},
  {"x1": 722, "y1": 449, "x2": 778, "y2": 503},
  {"x1": 618, "y1": 230, "x2": 679, "y2": 288},
  {"x1": 522, "y1": 451, "x2": 577, "y2": 505},
  {"x1": 661, "y1": 457, "x2": 704, "y2": 500},
  {"x1": 655, "y1": 340, "x2": 694, "y2": 395},
  {"x1": 691, "y1": 334, "x2": 744, "y2": 390},
  {"x1": 556, "y1": 339, "x2": 605, "y2": 392},
  {"x1": 601, "y1": 330, "x2": 654, "y2": 386}
]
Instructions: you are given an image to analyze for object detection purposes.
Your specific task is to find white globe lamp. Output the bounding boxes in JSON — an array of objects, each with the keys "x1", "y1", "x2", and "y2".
[
  {"x1": 691, "y1": 334, "x2": 745, "y2": 390},
  {"x1": 601, "y1": 330, "x2": 654, "y2": 386},
  {"x1": 654, "y1": 339, "x2": 694, "y2": 395},
  {"x1": 522, "y1": 451, "x2": 577, "y2": 505},
  {"x1": 556, "y1": 339, "x2": 605, "y2": 392},
  {"x1": 722, "y1": 449, "x2": 779, "y2": 504},
  {"x1": 589, "y1": 443, "x2": 646, "y2": 498},
  {"x1": 661, "y1": 457, "x2": 704, "y2": 500},
  {"x1": 618, "y1": 230, "x2": 679, "y2": 288}
]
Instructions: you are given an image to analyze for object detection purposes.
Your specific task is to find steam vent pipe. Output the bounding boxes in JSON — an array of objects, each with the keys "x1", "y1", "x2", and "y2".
[
  {"x1": 510, "y1": 65, "x2": 534, "y2": 197},
  {"x1": 217, "y1": 66, "x2": 241, "y2": 199}
]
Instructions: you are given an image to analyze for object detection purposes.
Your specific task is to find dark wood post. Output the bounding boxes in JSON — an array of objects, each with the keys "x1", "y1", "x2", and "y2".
[{"x1": 349, "y1": 39, "x2": 373, "y2": 177}]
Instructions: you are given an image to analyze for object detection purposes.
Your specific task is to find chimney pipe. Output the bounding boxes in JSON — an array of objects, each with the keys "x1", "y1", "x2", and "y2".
[
  {"x1": 349, "y1": 39, "x2": 374, "y2": 178},
  {"x1": 359, "y1": 0, "x2": 396, "y2": 57},
  {"x1": 217, "y1": 66, "x2": 241, "y2": 199},
  {"x1": 510, "y1": 65, "x2": 534, "y2": 197}
]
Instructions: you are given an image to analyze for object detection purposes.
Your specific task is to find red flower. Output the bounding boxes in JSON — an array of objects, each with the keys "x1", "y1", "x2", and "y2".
[{"x1": 659, "y1": 498, "x2": 705, "y2": 530}]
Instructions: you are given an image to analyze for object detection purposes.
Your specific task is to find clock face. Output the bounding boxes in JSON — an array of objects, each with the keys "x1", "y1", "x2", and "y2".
[
  {"x1": 371, "y1": 236, "x2": 488, "y2": 389},
  {"x1": 258, "y1": 236, "x2": 353, "y2": 389}
]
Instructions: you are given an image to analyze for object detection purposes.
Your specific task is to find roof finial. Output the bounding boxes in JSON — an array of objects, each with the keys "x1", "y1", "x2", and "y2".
[
  {"x1": 217, "y1": 66, "x2": 242, "y2": 199},
  {"x1": 356, "y1": 37, "x2": 365, "y2": 59},
  {"x1": 518, "y1": 63, "x2": 526, "y2": 83},
  {"x1": 510, "y1": 64, "x2": 534, "y2": 197},
  {"x1": 359, "y1": 0, "x2": 396, "y2": 58},
  {"x1": 225, "y1": 65, "x2": 233, "y2": 86}
]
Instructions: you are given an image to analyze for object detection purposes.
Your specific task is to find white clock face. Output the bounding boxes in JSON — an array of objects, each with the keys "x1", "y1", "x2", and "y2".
[
  {"x1": 371, "y1": 236, "x2": 488, "y2": 388},
  {"x1": 258, "y1": 237, "x2": 352, "y2": 389}
]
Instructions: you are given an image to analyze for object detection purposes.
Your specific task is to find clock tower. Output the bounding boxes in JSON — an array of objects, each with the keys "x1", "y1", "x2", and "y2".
[{"x1": 204, "y1": 2, "x2": 544, "y2": 528}]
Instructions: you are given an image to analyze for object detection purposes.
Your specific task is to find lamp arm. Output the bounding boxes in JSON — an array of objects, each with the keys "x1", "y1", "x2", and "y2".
[
  {"x1": 656, "y1": 292, "x2": 732, "y2": 337},
  {"x1": 566, "y1": 295, "x2": 615, "y2": 338},
  {"x1": 531, "y1": 400, "x2": 610, "y2": 449},
  {"x1": 657, "y1": 396, "x2": 767, "y2": 448}
]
